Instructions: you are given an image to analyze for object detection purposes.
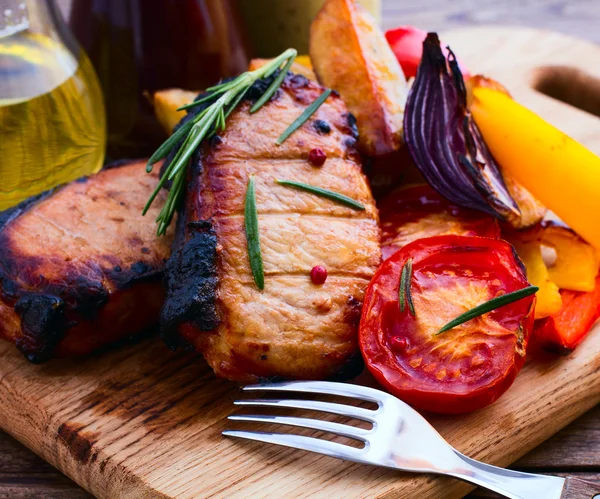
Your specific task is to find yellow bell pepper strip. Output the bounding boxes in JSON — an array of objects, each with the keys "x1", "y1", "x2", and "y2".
[
  {"x1": 535, "y1": 221, "x2": 600, "y2": 292},
  {"x1": 471, "y1": 87, "x2": 600, "y2": 249},
  {"x1": 506, "y1": 236, "x2": 562, "y2": 319},
  {"x1": 465, "y1": 77, "x2": 546, "y2": 229},
  {"x1": 504, "y1": 220, "x2": 600, "y2": 319}
]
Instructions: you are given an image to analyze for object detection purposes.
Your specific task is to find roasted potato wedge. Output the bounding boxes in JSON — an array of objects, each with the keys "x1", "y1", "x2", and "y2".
[
  {"x1": 309, "y1": 0, "x2": 408, "y2": 157},
  {"x1": 153, "y1": 88, "x2": 198, "y2": 135}
]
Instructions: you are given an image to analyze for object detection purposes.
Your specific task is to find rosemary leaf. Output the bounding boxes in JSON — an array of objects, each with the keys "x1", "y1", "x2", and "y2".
[
  {"x1": 177, "y1": 92, "x2": 220, "y2": 111},
  {"x1": 167, "y1": 105, "x2": 221, "y2": 181},
  {"x1": 399, "y1": 263, "x2": 408, "y2": 313},
  {"x1": 276, "y1": 179, "x2": 365, "y2": 211},
  {"x1": 143, "y1": 158, "x2": 181, "y2": 216},
  {"x1": 156, "y1": 171, "x2": 186, "y2": 236},
  {"x1": 436, "y1": 285, "x2": 539, "y2": 335},
  {"x1": 225, "y1": 88, "x2": 249, "y2": 119},
  {"x1": 245, "y1": 176, "x2": 265, "y2": 290},
  {"x1": 146, "y1": 119, "x2": 195, "y2": 172},
  {"x1": 206, "y1": 79, "x2": 238, "y2": 93},
  {"x1": 250, "y1": 50, "x2": 298, "y2": 114},
  {"x1": 263, "y1": 48, "x2": 297, "y2": 78},
  {"x1": 218, "y1": 107, "x2": 226, "y2": 131},
  {"x1": 404, "y1": 259, "x2": 416, "y2": 316},
  {"x1": 276, "y1": 88, "x2": 332, "y2": 145}
]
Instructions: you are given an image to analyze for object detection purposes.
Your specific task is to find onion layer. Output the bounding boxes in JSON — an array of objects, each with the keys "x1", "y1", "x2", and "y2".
[{"x1": 403, "y1": 33, "x2": 520, "y2": 223}]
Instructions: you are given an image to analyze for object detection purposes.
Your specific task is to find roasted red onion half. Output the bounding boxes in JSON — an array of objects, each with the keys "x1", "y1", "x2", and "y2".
[{"x1": 403, "y1": 33, "x2": 520, "y2": 223}]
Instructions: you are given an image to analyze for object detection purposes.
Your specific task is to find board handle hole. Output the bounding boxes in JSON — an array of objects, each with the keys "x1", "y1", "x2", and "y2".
[{"x1": 532, "y1": 65, "x2": 600, "y2": 119}]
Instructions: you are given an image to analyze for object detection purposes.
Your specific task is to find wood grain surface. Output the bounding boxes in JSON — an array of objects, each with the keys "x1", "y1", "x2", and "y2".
[
  {"x1": 3, "y1": 2, "x2": 600, "y2": 498},
  {"x1": 380, "y1": 0, "x2": 600, "y2": 44},
  {"x1": 0, "y1": 320, "x2": 599, "y2": 499}
]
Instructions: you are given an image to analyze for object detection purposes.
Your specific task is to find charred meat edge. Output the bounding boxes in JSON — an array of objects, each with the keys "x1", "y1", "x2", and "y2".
[{"x1": 0, "y1": 161, "x2": 165, "y2": 362}]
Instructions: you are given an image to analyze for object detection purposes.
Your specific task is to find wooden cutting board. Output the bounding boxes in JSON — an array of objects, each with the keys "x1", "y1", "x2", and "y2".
[{"x1": 1, "y1": 26, "x2": 600, "y2": 499}]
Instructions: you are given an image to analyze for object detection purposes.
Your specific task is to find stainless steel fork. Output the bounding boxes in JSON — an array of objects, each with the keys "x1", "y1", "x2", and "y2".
[{"x1": 223, "y1": 380, "x2": 600, "y2": 499}]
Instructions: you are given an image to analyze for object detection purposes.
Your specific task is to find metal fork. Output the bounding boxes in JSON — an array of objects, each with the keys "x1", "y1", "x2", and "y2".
[{"x1": 223, "y1": 380, "x2": 600, "y2": 499}]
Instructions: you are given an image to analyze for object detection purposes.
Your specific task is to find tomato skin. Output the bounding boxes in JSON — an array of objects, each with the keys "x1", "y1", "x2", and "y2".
[
  {"x1": 379, "y1": 184, "x2": 500, "y2": 260},
  {"x1": 359, "y1": 235, "x2": 535, "y2": 414},
  {"x1": 385, "y1": 26, "x2": 471, "y2": 79}
]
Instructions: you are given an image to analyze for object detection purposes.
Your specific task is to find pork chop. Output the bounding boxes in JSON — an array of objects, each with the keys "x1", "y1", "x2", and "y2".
[
  {"x1": 162, "y1": 74, "x2": 381, "y2": 382},
  {"x1": 0, "y1": 160, "x2": 173, "y2": 362}
]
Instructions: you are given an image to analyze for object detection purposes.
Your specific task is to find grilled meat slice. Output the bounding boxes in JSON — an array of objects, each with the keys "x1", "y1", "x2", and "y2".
[
  {"x1": 0, "y1": 160, "x2": 173, "y2": 362},
  {"x1": 162, "y1": 74, "x2": 381, "y2": 382}
]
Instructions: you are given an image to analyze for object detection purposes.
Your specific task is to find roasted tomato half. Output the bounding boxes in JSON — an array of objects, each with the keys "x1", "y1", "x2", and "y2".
[
  {"x1": 359, "y1": 235, "x2": 535, "y2": 414},
  {"x1": 379, "y1": 184, "x2": 500, "y2": 260}
]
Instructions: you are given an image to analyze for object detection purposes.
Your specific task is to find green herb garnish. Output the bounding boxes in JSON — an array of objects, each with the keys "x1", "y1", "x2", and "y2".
[
  {"x1": 276, "y1": 180, "x2": 365, "y2": 211},
  {"x1": 436, "y1": 285, "x2": 538, "y2": 335},
  {"x1": 276, "y1": 88, "x2": 332, "y2": 145},
  {"x1": 245, "y1": 176, "x2": 264, "y2": 290},
  {"x1": 143, "y1": 48, "x2": 298, "y2": 236},
  {"x1": 399, "y1": 258, "x2": 415, "y2": 316},
  {"x1": 399, "y1": 263, "x2": 407, "y2": 313}
]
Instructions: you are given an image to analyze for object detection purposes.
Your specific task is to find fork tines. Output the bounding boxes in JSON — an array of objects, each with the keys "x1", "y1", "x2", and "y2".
[{"x1": 223, "y1": 381, "x2": 385, "y2": 462}]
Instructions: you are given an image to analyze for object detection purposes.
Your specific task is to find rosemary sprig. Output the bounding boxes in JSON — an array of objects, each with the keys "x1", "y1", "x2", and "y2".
[
  {"x1": 245, "y1": 176, "x2": 264, "y2": 290},
  {"x1": 143, "y1": 48, "x2": 298, "y2": 235},
  {"x1": 436, "y1": 285, "x2": 539, "y2": 335},
  {"x1": 276, "y1": 88, "x2": 332, "y2": 145},
  {"x1": 399, "y1": 259, "x2": 415, "y2": 316},
  {"x1": 276, "y1": 180, "x2": 365, "y2": 211}
]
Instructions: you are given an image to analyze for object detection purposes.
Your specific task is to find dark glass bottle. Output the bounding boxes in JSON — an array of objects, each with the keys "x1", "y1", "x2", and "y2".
[{"x1": 65, "y1": 0, "x2": 249, "y2": 158}]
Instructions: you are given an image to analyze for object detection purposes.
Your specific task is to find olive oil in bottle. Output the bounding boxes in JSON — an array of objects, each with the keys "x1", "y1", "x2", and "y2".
[{"x1": 0, "y1": 2, "x2": 105, "y2": 210}]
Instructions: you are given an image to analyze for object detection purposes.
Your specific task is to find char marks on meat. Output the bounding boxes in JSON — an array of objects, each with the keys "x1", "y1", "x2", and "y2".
[
  {"x1": 162, "y1": 74, "x2": 381, "y2": 382},
  {"x1": 0, "y1": 160, "x2": 174, "y2": 362}
]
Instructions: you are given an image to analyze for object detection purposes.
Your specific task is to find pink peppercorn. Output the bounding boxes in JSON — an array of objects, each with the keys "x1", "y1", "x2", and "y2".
[
  {"x1": 310, "y1": 265, "x2": 328, "y2": 285},
  {"x1": 308, "y1": 148, "x2": 327, "y2": 166},
  {"x1": 389, "y1": 336, "x2": 408, "y2": 353}
]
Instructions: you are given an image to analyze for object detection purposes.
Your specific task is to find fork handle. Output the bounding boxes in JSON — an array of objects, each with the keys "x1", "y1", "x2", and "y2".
[
  {"x1": 448, "y1": 451, "x2": 565, "y2": 499},
  {"x1": 560, "y1": 477, "x2": 600, "y2": 499}
]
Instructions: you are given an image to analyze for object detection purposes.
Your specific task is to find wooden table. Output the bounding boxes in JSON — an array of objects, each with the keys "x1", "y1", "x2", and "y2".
[{"x1": 2, "y1": 1, "x2": 599, "y2": 497}]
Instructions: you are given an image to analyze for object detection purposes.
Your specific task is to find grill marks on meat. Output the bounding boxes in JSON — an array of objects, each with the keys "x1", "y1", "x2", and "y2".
[
  {"x1": 0, "y1": 160, "x2": 174, "y2": 362},
  {"x1": 163, "y1": 74, "x2": 381, "y2": 382}
]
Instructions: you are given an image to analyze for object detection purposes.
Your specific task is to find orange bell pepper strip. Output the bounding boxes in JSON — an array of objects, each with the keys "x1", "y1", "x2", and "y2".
[
  {"x1": 537, "y1": 222, "x2": 600, "y2": 292},
  {"x1": 531, "y1": 274, "x2": 600, "y2": 355}
]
